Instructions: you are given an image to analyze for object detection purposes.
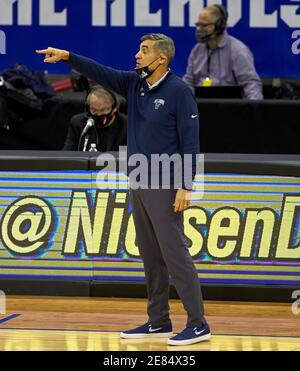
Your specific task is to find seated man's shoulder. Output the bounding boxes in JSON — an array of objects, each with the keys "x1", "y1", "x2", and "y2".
[
  {"x1": 190, "y1": 42, "x2": 206, "y2": 56},
  {"x1": 70, "y1": 112, "x2": 88, "y2": 126},
  {"x1": 228, "y1": 34, "x2": 251, "y2": 54}
]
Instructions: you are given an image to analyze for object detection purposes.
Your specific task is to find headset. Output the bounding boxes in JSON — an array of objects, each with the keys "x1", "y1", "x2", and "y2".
[
  {"x1": 85, "y1": 85, "x2": 118, "y2": 113},
  {"x1": 212, "y1": 4, "x2": 228, "y2": 36}
]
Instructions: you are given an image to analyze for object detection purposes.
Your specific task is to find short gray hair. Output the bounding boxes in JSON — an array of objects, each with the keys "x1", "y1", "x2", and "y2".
[{"x1": 141, "y1": 33, "x2": 175, "y2": 63}]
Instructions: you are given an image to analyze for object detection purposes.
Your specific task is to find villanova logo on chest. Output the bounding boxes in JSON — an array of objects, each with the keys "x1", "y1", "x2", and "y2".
[{"x1": 154, "y1": 99, "x2": 165, "y2": 110}]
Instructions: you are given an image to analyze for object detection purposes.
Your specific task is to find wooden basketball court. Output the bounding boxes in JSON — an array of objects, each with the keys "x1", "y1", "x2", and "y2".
[{"x1": 0, "y1": 296, "x2": 299, "y2": 351}]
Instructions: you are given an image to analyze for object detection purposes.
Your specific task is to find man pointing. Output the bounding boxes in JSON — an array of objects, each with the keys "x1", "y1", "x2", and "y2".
[{"x1": 36, "y1": 34, "x2": 210, "y2": 346}]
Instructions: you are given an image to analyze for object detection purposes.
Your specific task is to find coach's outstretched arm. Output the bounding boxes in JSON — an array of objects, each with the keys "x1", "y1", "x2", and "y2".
[
  {"x1": 36, "y1": 47, "x2": 131, "y2": 98},
  {"x1": 36, "y1": 47, "x2": 70, "y2": 63}
]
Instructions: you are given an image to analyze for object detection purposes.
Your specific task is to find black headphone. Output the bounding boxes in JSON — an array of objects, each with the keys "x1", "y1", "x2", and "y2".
[
  {"x1": 212, "y1": 4, "x2": 228, "y2": 36},
  {"x1": 85, "y1": 85, "x2": 118, "y2": 113}
]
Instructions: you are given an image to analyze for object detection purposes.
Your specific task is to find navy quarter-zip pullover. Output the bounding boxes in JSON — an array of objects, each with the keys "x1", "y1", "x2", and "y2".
[{"x1": 68, "y1": 53, "x2": 200, "y2": 189}]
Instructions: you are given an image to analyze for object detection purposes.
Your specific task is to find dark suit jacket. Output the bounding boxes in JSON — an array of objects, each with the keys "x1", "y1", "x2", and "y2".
[{"x1": 62, "y1": 112, "x2": 127, "y2": 151}]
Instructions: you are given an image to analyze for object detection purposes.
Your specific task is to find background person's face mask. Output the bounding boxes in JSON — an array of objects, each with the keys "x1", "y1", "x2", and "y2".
[
  {"x1": 90, "y1": 111, "x2": 114, "y2": 128},
  {"x1": 195, "y1": 28, "x2": 215, "y2": 44}
]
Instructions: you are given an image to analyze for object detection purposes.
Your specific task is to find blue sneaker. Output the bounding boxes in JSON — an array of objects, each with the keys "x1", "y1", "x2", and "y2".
[
  {"x1": 167, "y1": 323, "x2": 211, "y2": 346},
  {"x1": 120, "y1": 322, "x2": 173, "y2": 339}
]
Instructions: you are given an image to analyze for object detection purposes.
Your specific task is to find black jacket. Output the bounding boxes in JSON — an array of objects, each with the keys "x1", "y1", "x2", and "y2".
[{"x1": 62, "y1": 112, "x2": 127, "y2": 151}]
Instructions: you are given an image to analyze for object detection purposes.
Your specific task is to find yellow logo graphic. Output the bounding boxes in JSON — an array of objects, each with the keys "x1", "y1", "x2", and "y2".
[
  {"x1": 0, "y1": 192, "x2": 300, "y2": 261},
  {"x1": 0, "y1": 196, "x2": 54, "y2": 254},
  {"x1": 61, "y1": 191, "x2": 300, "y2": 260}
]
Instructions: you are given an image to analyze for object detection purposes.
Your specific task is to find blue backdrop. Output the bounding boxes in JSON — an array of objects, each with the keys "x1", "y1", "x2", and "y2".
[{"x1": 0, "y1": 0, "x2": 299, "y2": 78}]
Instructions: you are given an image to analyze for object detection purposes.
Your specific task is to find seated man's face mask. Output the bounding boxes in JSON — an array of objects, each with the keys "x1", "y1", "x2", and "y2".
[
  {"x1": 195, "y1": 22, "x2": 216, "y2": 44},
  {"x1": 90, "y1": 111, "x2": 114, "y2": 128},
  {"x1": 87, "y1": 106, "x2": 115, "y2": 128}
]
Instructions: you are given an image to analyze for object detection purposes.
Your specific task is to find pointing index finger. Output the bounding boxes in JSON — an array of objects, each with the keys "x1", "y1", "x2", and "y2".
[{"x1": 35, "y1": 49, "x2": 50, "y2": 54}]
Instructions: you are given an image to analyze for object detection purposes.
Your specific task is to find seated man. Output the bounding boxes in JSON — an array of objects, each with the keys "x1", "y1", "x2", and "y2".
[
  {"x1": 63, "y1": 85, "x2": 127, "y2": 151},
  {"x1": 183, "y1": 4, "x2": 263, "y2": 100}
]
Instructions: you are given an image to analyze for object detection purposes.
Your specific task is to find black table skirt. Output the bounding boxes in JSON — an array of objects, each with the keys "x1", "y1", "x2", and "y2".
[{"x1": 1, "y1": 94, "x2": 300, "y2": 154}]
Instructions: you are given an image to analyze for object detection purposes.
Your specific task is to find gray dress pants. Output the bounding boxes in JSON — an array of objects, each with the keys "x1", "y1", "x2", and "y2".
[{"x1": 130, "y1": 188, "x2": 205, "y2": 328}]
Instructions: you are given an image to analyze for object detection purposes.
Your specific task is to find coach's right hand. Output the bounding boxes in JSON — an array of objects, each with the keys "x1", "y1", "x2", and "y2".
[{"x1": 36, "y1": 47, "x2": 70, "y2": 63}]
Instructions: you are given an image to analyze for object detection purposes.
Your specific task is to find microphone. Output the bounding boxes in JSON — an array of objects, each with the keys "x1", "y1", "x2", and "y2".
[
  {"x1": 81, "y1": 118, "x2": 94, "y2": 137},
  {"x1": 83, "y1": 137, "x2": 89, "y2": 152},
  {"x1": 78, "y1": 118, "x2": 94, "y2": 151}
]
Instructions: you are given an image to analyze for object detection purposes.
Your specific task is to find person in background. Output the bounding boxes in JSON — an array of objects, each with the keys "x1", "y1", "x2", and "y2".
[
  {"x1": 183, "y1": 4, "x2": 263, "y2": 100},
  {"x1": 63, "y1": 85, "x2": 127, "y2": 151}
]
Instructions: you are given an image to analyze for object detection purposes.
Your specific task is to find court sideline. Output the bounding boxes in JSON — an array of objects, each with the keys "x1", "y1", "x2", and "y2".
[{"x1": 0, "y1": 296, "x2": 299, "y2": 351}]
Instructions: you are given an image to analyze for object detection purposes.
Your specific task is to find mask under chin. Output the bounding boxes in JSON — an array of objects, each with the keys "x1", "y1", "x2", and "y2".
[
  {"x1": 134, "y1": 56, "x2": 161, "y2": 79},
  {"x1": 135, "y1": 66, "x2": 154, "y2": 79}
]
